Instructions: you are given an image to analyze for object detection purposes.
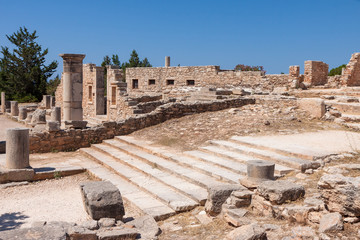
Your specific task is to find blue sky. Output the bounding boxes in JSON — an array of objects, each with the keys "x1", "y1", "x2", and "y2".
[{"x1": 0, "y1": 0, "x2": 359, "y2": 76}]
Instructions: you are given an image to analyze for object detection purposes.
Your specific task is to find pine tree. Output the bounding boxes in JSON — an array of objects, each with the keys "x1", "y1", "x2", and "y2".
[
  {"x1": 128, "y1": 50, "x2": 141, "y2": 67},
  {"x1": 141, "y1": 57, "x2": 152, "y2": 67},
  {"x1": 0, "y1": 27, "x2": 58, "y2": 102}
]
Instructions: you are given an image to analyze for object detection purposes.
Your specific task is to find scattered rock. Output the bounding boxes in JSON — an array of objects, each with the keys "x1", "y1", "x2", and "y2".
[
  {"x1": 224, "y1": 223, "x2": 267, "y2": 240},
  {"x1": 0, "y1": 226, "x2": 67, "y2": 240},
  {"x1": 225, "y1": 189, "x2": 254, "y2": 208},
  {"x1": 319, "y1": 212, "x2": 344, "y2": 233},
  {"x1": 195, "y1": 211, "x2": 212, "y2": 225},
  {"x1": 98, "y1": 218, "x2": 116, "y2": 228},
  {"x1": 31, "y1": 109, "x2": 46, "y2": 124},
  {"x1": 127, "y1": 215, "x2": 161, "y2": 239},
  {"x1": 291, "y1": 226, "x2": 315, "y2": 240},
  {"x1": 67, "y1": 226, "x2": 97, "y2": 240},
  {"x1": 318, "y1": 174, "x2": 360, "y2": 216},
  {"x1": 257, "y1": 180, "x2": 305, "y2": 204},
  {"x1": 250, "y1": 194, "x2": 274, "y2": 217},
  {"x1": 223, "y1": 209, "x2": 251, "y2": 227},
  {"x1": 205, "y1": 184, "x2": 246, "y2": 216},
  {"x1": 96, "y1": 228, "x2": 139, "y2": 240},
  {"x1": 80, "y1": 219, "x2": 99, "y2": 230},
  {"x1": 80, "y1": 181, "x2": 125, "y2": 220}
]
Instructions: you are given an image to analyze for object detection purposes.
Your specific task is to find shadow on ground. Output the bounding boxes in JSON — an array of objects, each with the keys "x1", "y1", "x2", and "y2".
[{"x1": 0, "y1": 212, "x2": 29, "y2": 231}]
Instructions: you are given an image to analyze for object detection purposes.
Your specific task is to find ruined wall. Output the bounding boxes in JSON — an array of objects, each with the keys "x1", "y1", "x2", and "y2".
[
  {"x1": 126, "y1": 66, "x2": 291, "y2": 94},
  {"x1": 304, "y1": 61, "x2": 329, "y2": 86},
  {"x1": 341, "y1": 53, "x2": 360, "y2": 86},
  {"x1": 29, "y1": 97, "x2": 255, "y2": 153},
  {"x1": 83, "y1": 64, "x2": 105, "y2": 118}
]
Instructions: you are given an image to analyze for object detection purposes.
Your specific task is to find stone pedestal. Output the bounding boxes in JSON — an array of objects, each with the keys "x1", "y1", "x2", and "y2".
[
  {"x1": 240, "y1": 160, "x2": 275, "y2": 189},
  {"x1": 10, "y1": 101, "x2": 19, "y2": 116},
  {"x1": 51, "y1": 107, "x2": 61, "y2": 123},
  {"x1": 43, "y1": 95, "x2": 51, "y2": 109},
  {"x1": 46, "y1": 121, "x2": 60, "y2": 132},
  {"x1": 18, "y1": 107, "x2": 27, "y2": 120},
  {"x1": 60, "y1": 53, "x2": 87, "y2": 129},
  {"x1": 5, "y1": 128, "x2": 30, "y2": 169},
  {"x1": 1, "y1": 92, "x2": 5, "y2": 113}
]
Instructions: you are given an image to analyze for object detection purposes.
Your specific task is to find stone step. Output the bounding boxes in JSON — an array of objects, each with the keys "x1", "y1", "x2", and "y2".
[
  {"x1": 80, "y1": 148, "x2": 199, "y2": 212},
  {"x1": 92, "y1": 143, "x2": 207, "y2": 205},
  {"x1": 208, "y1": 140, "x2": 317, "y2": 171},
  {"x1": 75, "y1": 156, "x2": 175, "y2": 221},
  {"x1": 199, "y1": 145, "x2": 294, "y2": 175},
  {"x1": 343, "y1": 122, "x2": 360, "y2": 131},
  {"x1": 109, "y1": 138, "x2": 233, "y2": 188},
  {"x1": 230, "y1": 136, "x2": 315, "y2": 161},
  {"x1": 325, "y1": 100, "x2": 360, "y2": 115},
  {"x1": 340, "y1": 114, "x2": 360, "y2": 123},
  {"x1": 113, "y1": 136, "x2": 243, "y2": 184}
]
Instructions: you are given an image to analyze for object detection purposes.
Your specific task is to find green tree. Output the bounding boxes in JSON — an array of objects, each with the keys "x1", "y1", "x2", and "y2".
[
  {"x1": 0, "y1": 27, "x2": 58, "y2": 102},
  {"x1": 111, "y1": 54, "x2": 121, "y2": 67},
  {"x1": 141, "y1": 57, "x2": 152, "y2": 67},
  {"x1": 329, "y1": 64, "x2": 347, "y2": 76},
  {"x1": 128, "y1": 49, "x2": 141, "y2": 67},
  {"x1": 46, "y1": 74, "x2": 61, "y2": 96}
]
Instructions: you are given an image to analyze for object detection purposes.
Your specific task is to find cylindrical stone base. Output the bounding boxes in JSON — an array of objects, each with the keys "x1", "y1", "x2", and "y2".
[
  {"x1": 6, "y1": 128, "x2": 30, "y2": 169},
  {"x1": 247, "y1": 160, "x2": 275, "y2": 180},
  {"x1": 19, "y1": 107, "x2": 27, "y2": 120},
  {"x1": 10, "y1": 101, "x2": 19, "y2": 116},
  {"x1": 51, "y1": 107, "x2": 61, "y2": 123}
]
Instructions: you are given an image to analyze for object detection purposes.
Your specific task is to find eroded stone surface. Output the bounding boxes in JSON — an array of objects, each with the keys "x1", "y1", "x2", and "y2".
[{"x1": 257, "y1": 180, "x2": 305, "y2": 204}]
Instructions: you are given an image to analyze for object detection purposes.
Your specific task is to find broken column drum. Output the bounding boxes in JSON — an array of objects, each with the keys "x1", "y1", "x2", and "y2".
[
  {"x1": 60, "y1": 54, "x2": 86, "y2": 121},
  {"x1": 10, "y1": 101, "x2": 19, "y2": 116},
  {"x1": 18, "y1": 107, "x2": 27, "y2": 120},
  {"x1": 247, "y1": 160, "x2": 275, "y2": 180},
  {"x1": 6, "y1": 128, "x2": 30, "y2": 169},
  {"x1": 51, "y1": 107, "x2": 61, "y2": 123},
  {"x1": 165, "y1": 56, "x2": 170, "y2": 67}
]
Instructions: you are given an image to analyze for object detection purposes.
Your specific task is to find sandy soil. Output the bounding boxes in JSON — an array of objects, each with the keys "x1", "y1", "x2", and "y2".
[{"x1": 0, "y1": 173, "x2": 92, "y2": 230}]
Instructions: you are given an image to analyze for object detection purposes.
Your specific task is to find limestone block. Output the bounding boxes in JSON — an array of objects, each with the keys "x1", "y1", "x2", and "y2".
[
  {"x1": 98, "y1": 218, "x2": 115, "y2": 228},
  {"x1": 224, "y1": 223, "x2": 267, "y2": 240},
  {"x1": 318, "y1": 174, "x2": 360, "y2": 217},
  {"x1": 67, "y1": 226, "x2": 97, "y2": 240},
  {"x1": 256, "y1": 180, "x2": 305, "y2": 204},
  {"x1": 127, "y1": 215, "x2": 161, "y2": 239},
  {"x1": 64, "y1": 120, "x2": 87, "y2": 129},
  {"x1": 226, "y1": 189, "x2": 254, "y2": 208},
  {"x1": 80, "y1": 181, "x2": 125, "y2": 220},
  {"x1": 319, "y1": 212, "x2": 343, "y2": 233},
  {"x1": 31, "y1": 109, "x2": 46, "y2": 124},
  {"x1": 51, "y1": 107, "x2": 61, "y2": 123},
  {"x1": 205, "y1": 184, "x2": 246, "y2": 216},
  {"x1": 0, "y1": 168, "x2": 34, "y2": 183},
  {"x1": 96, "y1": 229, "x2": 138, "y2": 240},
  {"x1": 0, "y1": 226, "x2": 67, "y2": 240},
  {"x1": 46, "y1": 121, "x2": 60, "y2": 132},
  {"x1": 5, "y1": 128, "x2": 30, "y2": 169},
  {"x1": 298, "y1": 98, "x2": 325, "y2": 118}
]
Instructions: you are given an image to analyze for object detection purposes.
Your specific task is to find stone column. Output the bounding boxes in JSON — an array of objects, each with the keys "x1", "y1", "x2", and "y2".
[
  {"x1": 51, "y1": 107, "x2": 61, "y2": 123},
  {"x1": 50, "y1": 96, "x2": 56, "y2": 107},
  {"x1": 19, "y1": 107, "x2": 27, "y2": 120},
  {"x1": 60, "y1": 54, "x2": 87, "y2": 129},
  {"x1": 6, "y1": 128, "x2": 30, "y2": 169},
  {"x1": 10, "y1": 101, "x2": 19, "y2": 116},
  {"x1": 1, "y1": 92, "x2": 5, "y2": 113},
  {"x1": 43, "y1": 95, "x2": 51, "y2": 109},
  {"x1": 165, "y1": 56, "x2": 170, "y2": 67}
]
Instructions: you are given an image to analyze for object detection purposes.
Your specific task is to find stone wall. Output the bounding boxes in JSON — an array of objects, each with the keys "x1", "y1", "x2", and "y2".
[
  {"x1": 83, "y1": 64, "x2": 105, "y2": 118},
  {"x1": 304, "y1": 61, "x2": 329, "y2": 86},
  {"x1": 125, "y1": 66, "x2": 292, "y2": 94},
  {"x1": 29, "y1": 97, "x2": 255, "y2": 153},
  {"x1": 341, "y1": 52, "x2": 360, "y2": 86}
]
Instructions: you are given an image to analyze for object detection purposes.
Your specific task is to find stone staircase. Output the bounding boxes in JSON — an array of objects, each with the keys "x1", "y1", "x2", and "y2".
[
  {"x1": 325, "y1": 97, "x2": 360, "y2": 130},
  {"x1": 78, "y1": 135, "x2": 320, "y2": 221}
]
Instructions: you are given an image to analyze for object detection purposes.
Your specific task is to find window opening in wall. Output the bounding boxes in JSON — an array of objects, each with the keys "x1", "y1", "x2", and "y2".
[
  {"x1": 166, "y1": 79, "x2": 175, "y2": 85},
  {"x1": 148, "y1": 79, "x2": 156, "y2": 85},
  {"x1": 111, "y1": 86, "x2": 116, "y2": 105},
  {"x1": 186, "y1": 80, "x2": 195, "y2": 86},
  {"x1": 88, "y1": 85, "x2": 93, "y2": 101},
  {"x1": 132, "y1": 79, "x2": 139, "y2": 89}
]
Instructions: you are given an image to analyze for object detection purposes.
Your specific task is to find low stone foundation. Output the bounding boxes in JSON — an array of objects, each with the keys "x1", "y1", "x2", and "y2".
[{"x1": 29, "y1": 97, "x2": 255, "y2": 153}]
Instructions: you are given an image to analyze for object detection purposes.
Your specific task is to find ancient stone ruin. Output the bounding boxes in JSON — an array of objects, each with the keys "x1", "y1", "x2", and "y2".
[{"x1": 1, "y1": 52, "x2": 360, "y2": 239}]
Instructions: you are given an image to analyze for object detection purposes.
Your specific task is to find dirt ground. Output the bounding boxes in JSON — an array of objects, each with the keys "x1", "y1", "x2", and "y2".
[
  {"x1": 0, "y1": 114, "x2": 28, "y2": 141},
  {"x1": 131, "y1": 99, "x2": 343, "y2": 151}
]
